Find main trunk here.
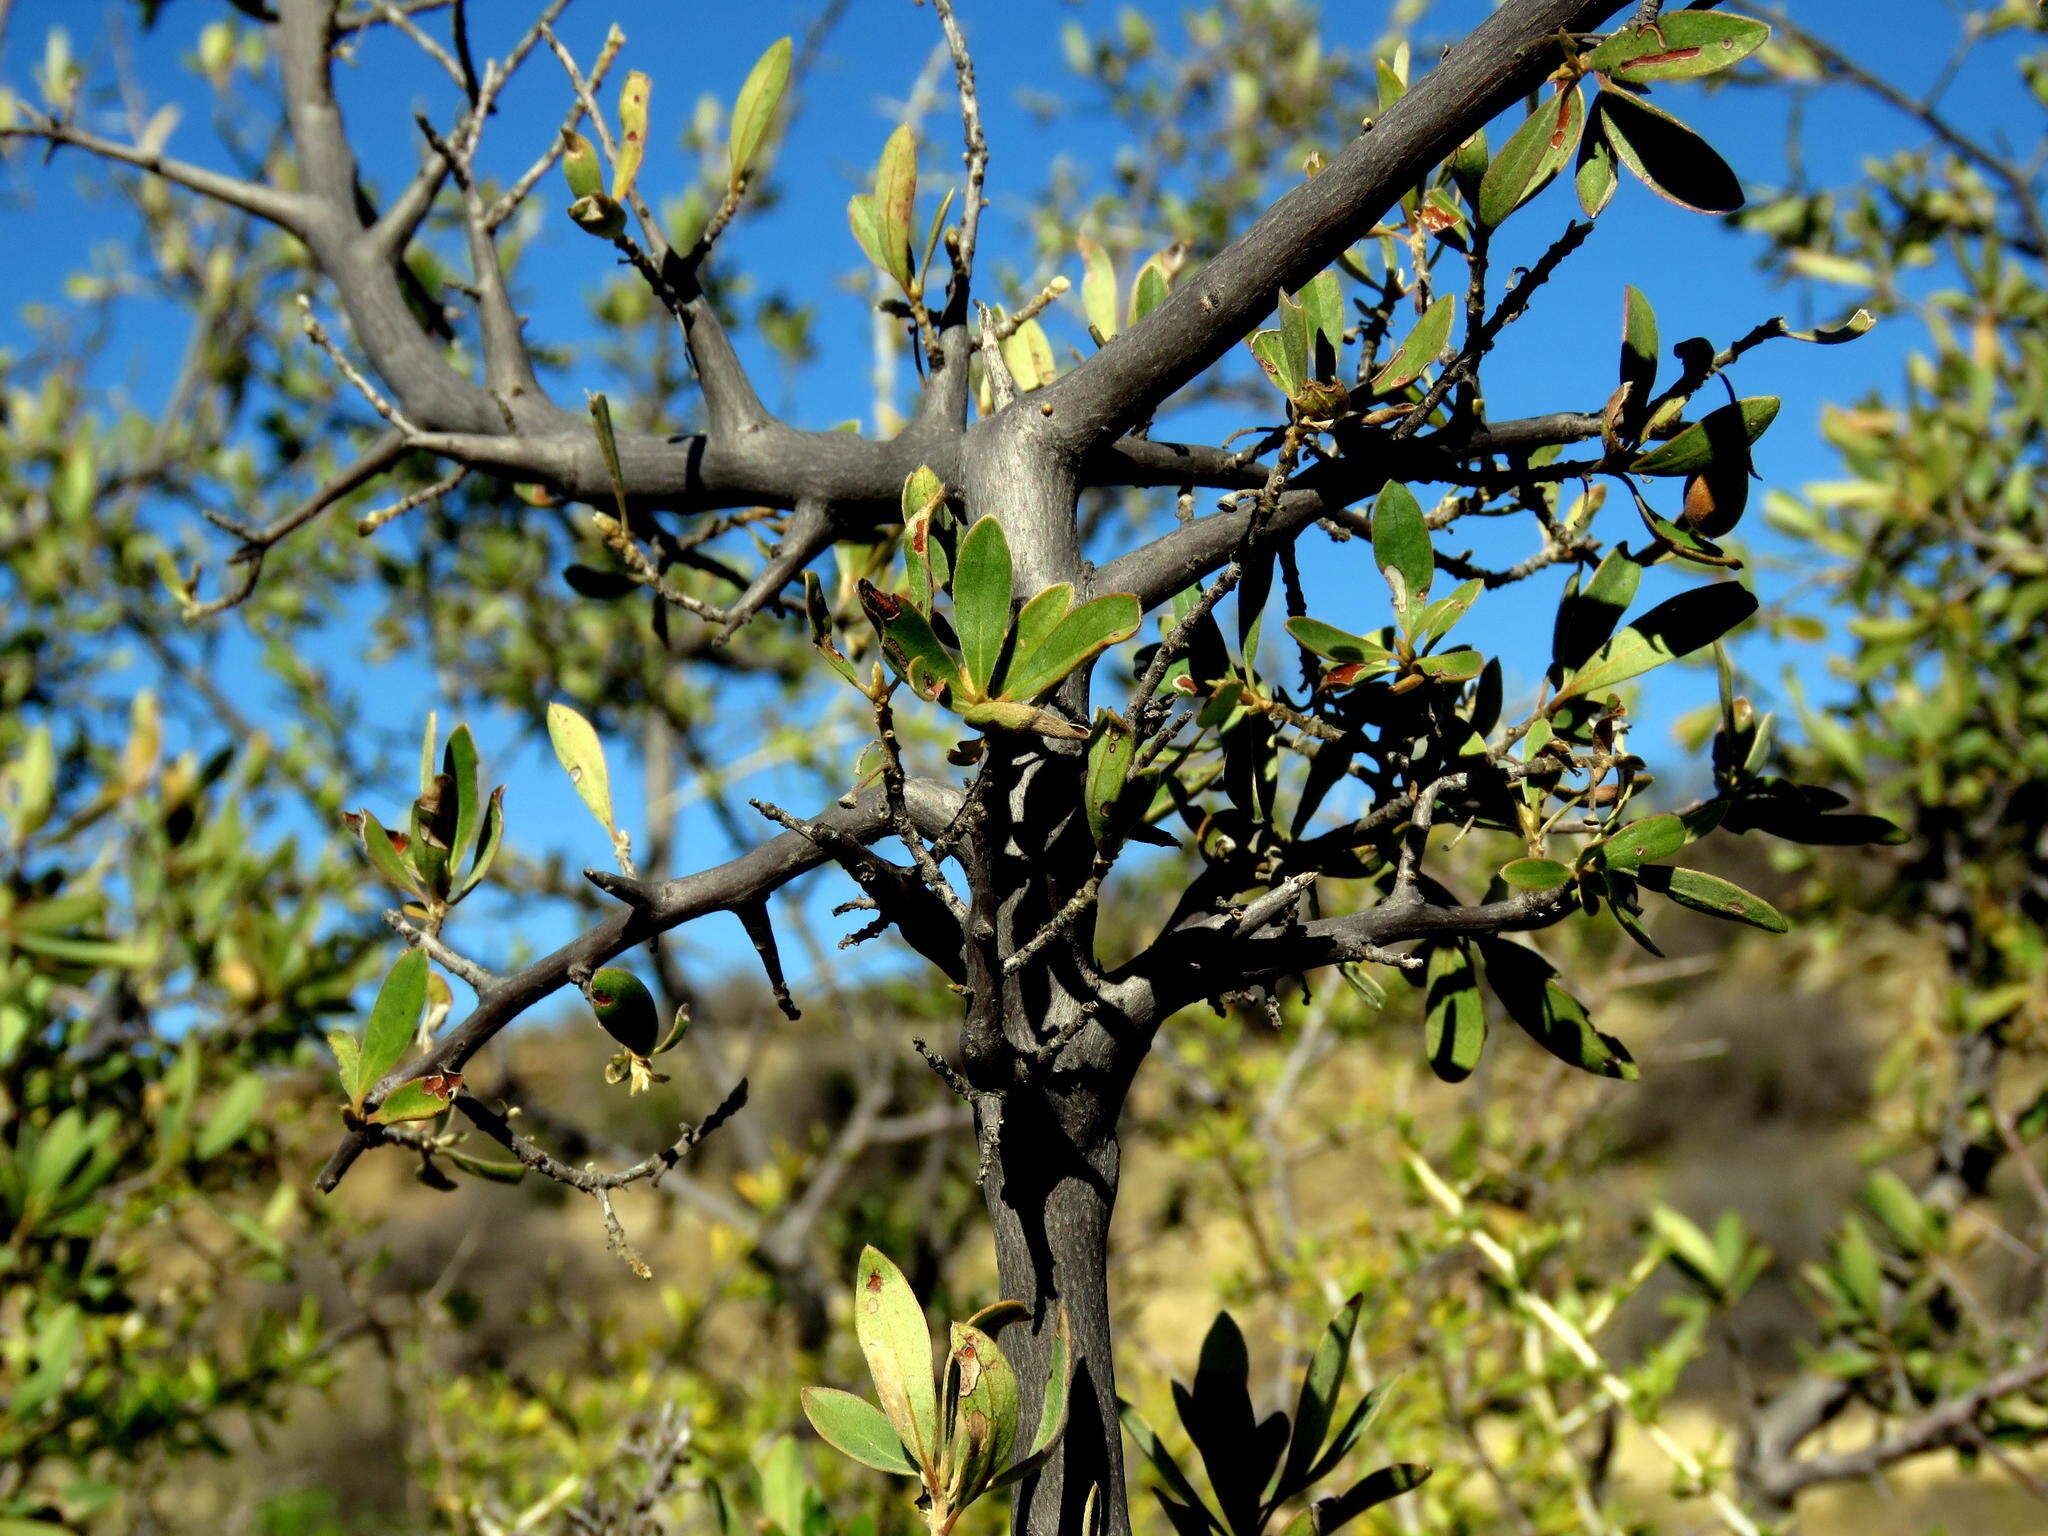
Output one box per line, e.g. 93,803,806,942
957,411,1134,1536
979,1092,1127,1536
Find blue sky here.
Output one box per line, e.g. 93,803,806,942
2,0,2030,1007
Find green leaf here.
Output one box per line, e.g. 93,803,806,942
988,1310,1073,1492
1576,129,1617,217
1415,578,1481,648
359,949,429,1097
1620,285,1658,435
560,128,604,201
800,1387,919,1476
1630,397,1780,476
1300,1385,1393,1490
1500,857,1573,890
758,1436,811,1536
728,37,792,188
455,785,505,901
193,1073,265,1161
1477,84,1584,227
1129,250,1173,325
1777,309,1875,345
370,1078,455,1125
1600,812,1686,871
901,466,949,613
1277,286,1314,390
447,1150,526,1184
1626,479,1742,567
952,516,1014,697
1375,55,1407,111
874,124,918,289
847,192,895,281
859,581,961,700
442,724,482,871
901,464,944,525
1448,127,1488,194
1371,481,1432,611
1636,864,1788,932
419,717,443,802
546,701,616,836
1554,583,1759,702
1307,1465,1434,1534
1587,11,1770,83
1284,617,1392,666
852,1246,940,1475
947,1320,1022,1500
960,699,1091,740
1480,940,1637,1079
26,1107,96,1211
1085,713,1135,845
1078,236,1118,340
1338,962,1387,1010
1552,547,1643,677
1296,269,1344,378
1862,1169,1933,1254
1023,1307,1071,1460
1277,1293,1364,1500
1422,942,1486,1084
354,807,421,898
1595,86,1743,214
1831,1217,1885,1319
1008,583,1074,670
1411,649,1484,682
13,1304,80,1417
1249,327,1305,401
999,593,1141,701
1651,1204,1728,1290
1369,294,1457,394
563,563,635,600
1001,318,1056,392
328,1031,363,1110
918,189,955,296
1121,1405,1218,1532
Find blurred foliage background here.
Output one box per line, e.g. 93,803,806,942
3,1,2047,1534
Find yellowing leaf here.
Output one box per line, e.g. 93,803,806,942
612,71,651,202
546,701,616,835
1078,237,1118,340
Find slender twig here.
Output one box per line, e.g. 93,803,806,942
358,468,468,536
873,687,968,916
297,295,419,435
1003,862,1109,976
376,1,468,89
386,911,502,993
452,1076,748,1195
1391,218,1596,442
932,0,988,312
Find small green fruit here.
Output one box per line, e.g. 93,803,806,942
587,967,658,1056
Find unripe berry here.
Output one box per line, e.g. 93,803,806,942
586,967,659,1057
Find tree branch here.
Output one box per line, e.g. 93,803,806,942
1119,886,1570,1025
1747,1353,2048,1506
314,779,961,1193
1029,0,1629,455
451,1075,749,1194
0,115,309,229
1087,411,1607,608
